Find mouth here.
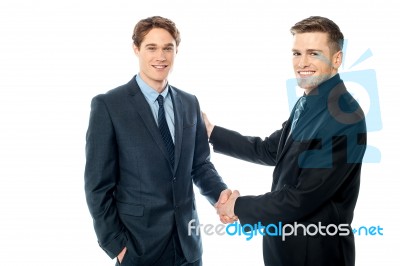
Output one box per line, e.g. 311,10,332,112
152,65,168,69
297,70,316,77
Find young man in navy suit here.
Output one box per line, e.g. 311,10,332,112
84,16,232,266
206,16,367,266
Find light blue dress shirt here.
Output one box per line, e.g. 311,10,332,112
136,74,175,143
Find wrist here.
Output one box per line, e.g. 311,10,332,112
207,124,215,139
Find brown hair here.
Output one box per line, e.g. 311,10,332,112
132,16,181,48
290,16,344,53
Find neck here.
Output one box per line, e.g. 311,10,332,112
139,73,168,93
153,83,168,93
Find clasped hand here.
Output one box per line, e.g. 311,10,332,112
215,189,240,224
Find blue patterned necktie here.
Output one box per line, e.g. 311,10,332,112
291,96,307,132
157,95,175,166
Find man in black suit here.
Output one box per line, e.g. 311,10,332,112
84,16,232,265
206,16,367,265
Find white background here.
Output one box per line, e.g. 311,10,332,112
1,0,399,265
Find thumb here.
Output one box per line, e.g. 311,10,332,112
232,190,240,198
215,189,232,207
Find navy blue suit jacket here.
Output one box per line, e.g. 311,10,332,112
210,74,367,266
84,76,227,264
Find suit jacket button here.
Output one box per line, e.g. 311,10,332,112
172,177,177,183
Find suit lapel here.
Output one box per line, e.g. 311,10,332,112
277,121,292,162
170,87,182,174
126,77,174,172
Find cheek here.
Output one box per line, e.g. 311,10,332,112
292,58,299,67
315,55,334,69
169,53,176,61
317,62,333,74
141,54,153,64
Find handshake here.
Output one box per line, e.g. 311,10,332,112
215,189,240,224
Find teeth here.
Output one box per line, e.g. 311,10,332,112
154,65,166,69
299,71,314,75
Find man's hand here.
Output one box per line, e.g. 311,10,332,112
215,189,240,224
117,247,127,264
201,112,215,138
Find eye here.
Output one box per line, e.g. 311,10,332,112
293,52,301,56
164,47,174,51
147,47,156,51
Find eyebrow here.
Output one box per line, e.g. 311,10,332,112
292,49,324,53
144,43,175,48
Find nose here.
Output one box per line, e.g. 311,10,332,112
156,49,166,61
298,55,309,68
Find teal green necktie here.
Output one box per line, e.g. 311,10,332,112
291,96,307,132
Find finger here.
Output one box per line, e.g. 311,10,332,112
220,216,228,224
216,206,226,217
222,215,235,224
219,189,232,204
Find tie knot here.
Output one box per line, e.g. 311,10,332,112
157,95,164,107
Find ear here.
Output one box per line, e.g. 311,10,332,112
332,50,342,69
133,44,139,56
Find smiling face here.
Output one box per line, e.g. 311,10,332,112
292,32,342,94
134,28,177,92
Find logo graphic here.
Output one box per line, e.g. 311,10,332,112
352,225,383,236
188,220,384,241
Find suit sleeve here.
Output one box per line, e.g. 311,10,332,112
191,98,228,205
209,124,286,166
234,124,367,225
84,95,126,259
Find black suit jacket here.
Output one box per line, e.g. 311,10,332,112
210,74,366,266
84,76,227,264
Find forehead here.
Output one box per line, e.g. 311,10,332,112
141,28,176,46
292,32,329,50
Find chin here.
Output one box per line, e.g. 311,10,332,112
297,75,328,90
297,78,314,89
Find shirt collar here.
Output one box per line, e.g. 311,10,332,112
136,74,170,103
